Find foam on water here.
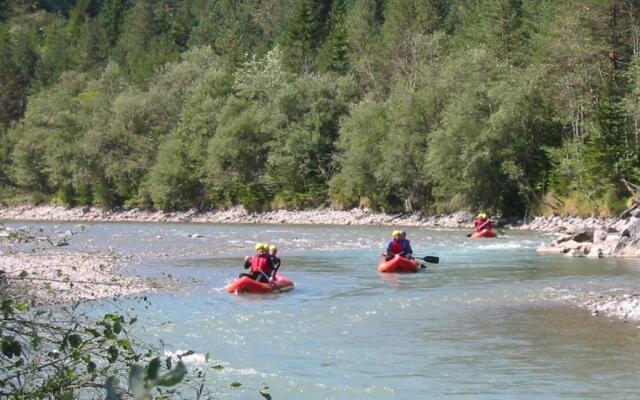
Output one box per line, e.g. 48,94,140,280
478,242,523,250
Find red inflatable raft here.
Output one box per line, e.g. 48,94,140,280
226,274,295,294
378,254,420,273
471,229,497,238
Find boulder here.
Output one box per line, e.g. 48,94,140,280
593,229,608,244
619,216,640,237
572,230,594,243
537,244,568,254
618,239,640,257
561,240,584,250
564,248,583,257
586,246,603,258
553,229,594,245
554,234,574,244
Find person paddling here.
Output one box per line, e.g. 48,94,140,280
382,230,413,261
241,242,275,282
267,244,281,279
401,230,412,250
474,213,493,232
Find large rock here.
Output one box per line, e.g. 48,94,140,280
593,229,608,244
586,246,603,258
617,239,640,257
572,230,594,242
554,230,593,244
564,248,583,257
620,217,640,239
537,244,570,255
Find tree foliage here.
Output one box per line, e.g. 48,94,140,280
1,0,640,216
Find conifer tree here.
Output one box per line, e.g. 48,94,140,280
280,0,332,74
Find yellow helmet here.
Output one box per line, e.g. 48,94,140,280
477,213,487,219
269,244,278,251
392,230,402,236
255,242,265,251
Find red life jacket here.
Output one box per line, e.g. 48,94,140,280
389,239,403,254
475,219,492,230
250,254,273,275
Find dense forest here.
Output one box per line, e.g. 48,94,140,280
0,0,639,217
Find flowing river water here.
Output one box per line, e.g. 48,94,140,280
7,221,640,399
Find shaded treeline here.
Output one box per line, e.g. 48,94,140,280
1,0,639,216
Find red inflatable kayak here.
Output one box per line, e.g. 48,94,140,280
226,274,295,294
471,229,497,238
378,255,420,273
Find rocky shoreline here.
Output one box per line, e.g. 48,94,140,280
0,204,476,227
519,211,640,258
2,204,640,323
0,223,160,305
519,212,640,323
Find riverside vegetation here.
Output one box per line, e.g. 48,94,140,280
0,1,639,217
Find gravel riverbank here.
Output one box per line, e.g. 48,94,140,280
0,204,474,227
1,250,148,304
0,222,158,305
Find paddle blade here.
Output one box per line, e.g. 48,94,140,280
422,256,439,264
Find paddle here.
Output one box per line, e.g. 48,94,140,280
466,219,493,237
414,255,439,268
258,270,282,292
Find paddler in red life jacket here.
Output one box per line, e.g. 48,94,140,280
241,242,275,282
268,244,281,277
474,213,493,231
384,230,413,261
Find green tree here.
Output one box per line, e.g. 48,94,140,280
97,0,127,48
250,0,290,43
381,0,445,87
265,74,357,207
9,71,91,202
87,48,214,207
0,17,38,126
330,99,389,208
148,61,234,211
426,49,509,212
280,0,332,74
33,18,74,88
344,0,384,94
451,0,528,62
205,97,269,210
189,0,262,69
115,0,179,86
318,7,350,74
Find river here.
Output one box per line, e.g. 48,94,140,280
6,221,640,399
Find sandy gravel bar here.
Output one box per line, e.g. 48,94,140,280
1,250,149,304
582,292,640,322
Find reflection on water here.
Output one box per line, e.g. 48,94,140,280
6,221,640,399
